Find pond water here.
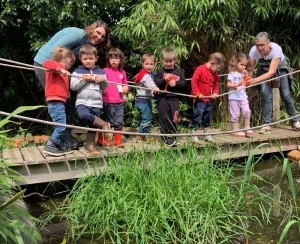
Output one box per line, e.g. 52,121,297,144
25,155,300,244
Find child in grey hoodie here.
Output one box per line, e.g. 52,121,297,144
134,53,160,143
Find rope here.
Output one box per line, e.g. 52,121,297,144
1,57,297,99
1,110,300,137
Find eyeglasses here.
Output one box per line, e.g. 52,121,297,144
255,43,267,48
95,30,106,41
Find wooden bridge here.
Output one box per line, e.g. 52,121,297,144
1,126,299,185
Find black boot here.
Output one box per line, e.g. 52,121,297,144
58,138,73,154
63,129,83,149
43,139,65,156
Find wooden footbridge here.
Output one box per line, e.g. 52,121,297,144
2,126,299,185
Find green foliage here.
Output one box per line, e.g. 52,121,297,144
53,145,273,243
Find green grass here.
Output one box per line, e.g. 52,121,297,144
55,144,275,243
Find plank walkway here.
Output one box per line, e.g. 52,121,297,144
1,126,299,185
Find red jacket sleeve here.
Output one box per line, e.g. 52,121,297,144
42,60,63,72
191,66,201,95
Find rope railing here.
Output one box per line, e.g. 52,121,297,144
1,110,300,137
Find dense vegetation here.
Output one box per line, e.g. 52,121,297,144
1,0,300,132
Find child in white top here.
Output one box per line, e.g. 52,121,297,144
227,53,253,137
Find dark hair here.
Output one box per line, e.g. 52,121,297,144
84,20,111,49
79,44,98,57
106,48,125,70
52,46,75,65
228,53,247,73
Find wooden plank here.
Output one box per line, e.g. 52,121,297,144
79,147,108,159
2,148,24,165
21,147,46,165
65,149,86,161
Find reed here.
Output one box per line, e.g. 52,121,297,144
57,143,274,243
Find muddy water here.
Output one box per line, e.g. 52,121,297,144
25,156,300,244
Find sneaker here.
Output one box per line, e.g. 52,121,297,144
245,129,254,136
62,130,83,149
43,139,65,156
166,137,177,147
189,129,201,145
259,125,271,134
292,121,300,131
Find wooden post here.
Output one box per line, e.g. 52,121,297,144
273,88,280,121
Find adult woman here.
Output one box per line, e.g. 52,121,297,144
34,20,110,149
247,31,300,133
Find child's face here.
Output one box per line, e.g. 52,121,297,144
236,58,248,73
142,58,155,73
162,58,175,69
80,54,98,69
109,57,121,69
210,61,224,74
61,58,73,70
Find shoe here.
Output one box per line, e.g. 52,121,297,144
243,118,253,136
43,139,65,156
189,129,201,145
145,136,157,143
114,129,124,148
136,135,145,143
292,121,300,131
165,137,177,147
97,131,114,147
259,125,271,134
63,130,83,149
204,127,216,143
231,122,246,137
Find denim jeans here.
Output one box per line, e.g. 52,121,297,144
48,101,66,142
136,98,152,133
260,69,297,125
190,100,212,129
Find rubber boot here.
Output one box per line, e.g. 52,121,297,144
244,118,253,136
204,127,215,143
85,132,100,155
114,129,124,148
231,122,246,137
93,116,114,147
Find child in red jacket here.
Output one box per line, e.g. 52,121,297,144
42,46,75,156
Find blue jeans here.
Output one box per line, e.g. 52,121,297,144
48,101,66,143
260,70,297,124
190,100,212,129
136,98,152,133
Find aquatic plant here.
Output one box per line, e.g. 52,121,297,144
59,143,274,243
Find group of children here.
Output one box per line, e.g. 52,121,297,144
42,44,253,156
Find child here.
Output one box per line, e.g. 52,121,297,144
100,48,129,148
42,46,76,156
190,52,226,144
227,53,253,137
154,48,186,147
70,44,112,155
134,53,160,143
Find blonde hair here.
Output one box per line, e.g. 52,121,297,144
84,20,110,49
142,53,155,64
162,48,176,60
52,46,75,65
106,48,125,70
79,44,98,57
228,53,247,73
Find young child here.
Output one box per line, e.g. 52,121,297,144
190,52,226,144
42,46,76,156
70,44,112,155
100,48,129,148
154,48,186,147
134,53,160,143
227,53,253,137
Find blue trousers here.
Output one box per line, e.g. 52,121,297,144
76,105,101,128
136,98,152,133
190,100,212,129
48,101,66,143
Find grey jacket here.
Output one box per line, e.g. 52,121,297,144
136,73,157,99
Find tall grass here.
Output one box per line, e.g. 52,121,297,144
57,144,274,243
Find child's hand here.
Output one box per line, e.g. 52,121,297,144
168,80,176,87
60,68,70,76
122,85,129,94
95,75,103,83
242,70,248,76
153,86,160,93
211,93,218,99
165,73,172,81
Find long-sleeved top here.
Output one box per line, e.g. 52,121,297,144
70,65,108,108
154,67,186,99
191,64,219,102
43,60,69,103
135,69,157,99
34,27,89,65
102,67,128,103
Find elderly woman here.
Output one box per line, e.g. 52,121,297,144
247,31,300,133
34,20,111,149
